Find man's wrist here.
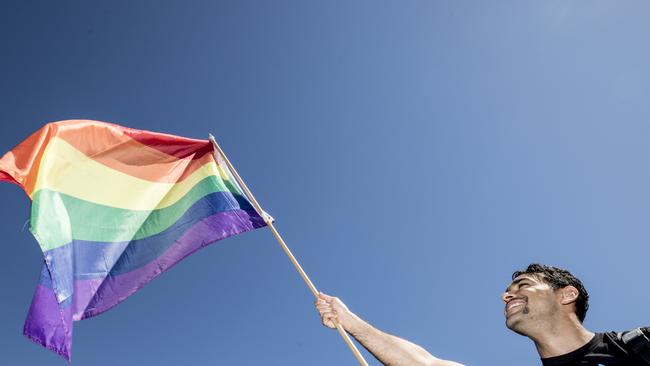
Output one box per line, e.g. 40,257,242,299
343,312,366,335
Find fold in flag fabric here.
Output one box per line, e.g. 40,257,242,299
0,120,266,360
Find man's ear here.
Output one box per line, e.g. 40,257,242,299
559,286,579,305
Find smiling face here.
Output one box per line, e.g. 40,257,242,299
502,274,564,336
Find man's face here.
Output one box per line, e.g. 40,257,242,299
501,274,562,335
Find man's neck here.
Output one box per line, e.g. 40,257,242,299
530,320,595,359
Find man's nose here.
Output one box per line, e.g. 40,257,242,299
502,291,514,303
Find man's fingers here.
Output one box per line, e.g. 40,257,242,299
316,299,328,307
322,313,337,327
318,292,334,303
316,292,340,329
318,309,335,318
316,303,331,311
316,299,333,311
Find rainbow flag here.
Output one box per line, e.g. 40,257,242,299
0,120,266,360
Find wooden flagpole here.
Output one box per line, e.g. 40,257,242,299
209,134,368,366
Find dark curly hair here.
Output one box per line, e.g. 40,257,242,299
512,263,589,322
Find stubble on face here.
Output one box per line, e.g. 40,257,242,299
505,295,529,334
503,274,564,338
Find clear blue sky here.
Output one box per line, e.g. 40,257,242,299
1,1,649,365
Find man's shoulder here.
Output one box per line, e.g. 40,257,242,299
603,326,650,344
601,327,650,365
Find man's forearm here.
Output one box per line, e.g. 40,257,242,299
344,313,462,366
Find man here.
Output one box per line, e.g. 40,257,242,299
315,263,649,365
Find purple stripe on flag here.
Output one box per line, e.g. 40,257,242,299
73,209,264,319
23,283,74,360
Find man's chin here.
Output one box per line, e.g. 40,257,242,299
505,314,527,335
506,312,522,332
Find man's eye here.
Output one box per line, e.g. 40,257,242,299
519,283,529,288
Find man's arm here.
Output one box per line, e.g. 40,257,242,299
315,293,464,366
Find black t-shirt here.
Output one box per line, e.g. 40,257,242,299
541,332,648,366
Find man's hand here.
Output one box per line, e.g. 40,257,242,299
315,292,357,331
